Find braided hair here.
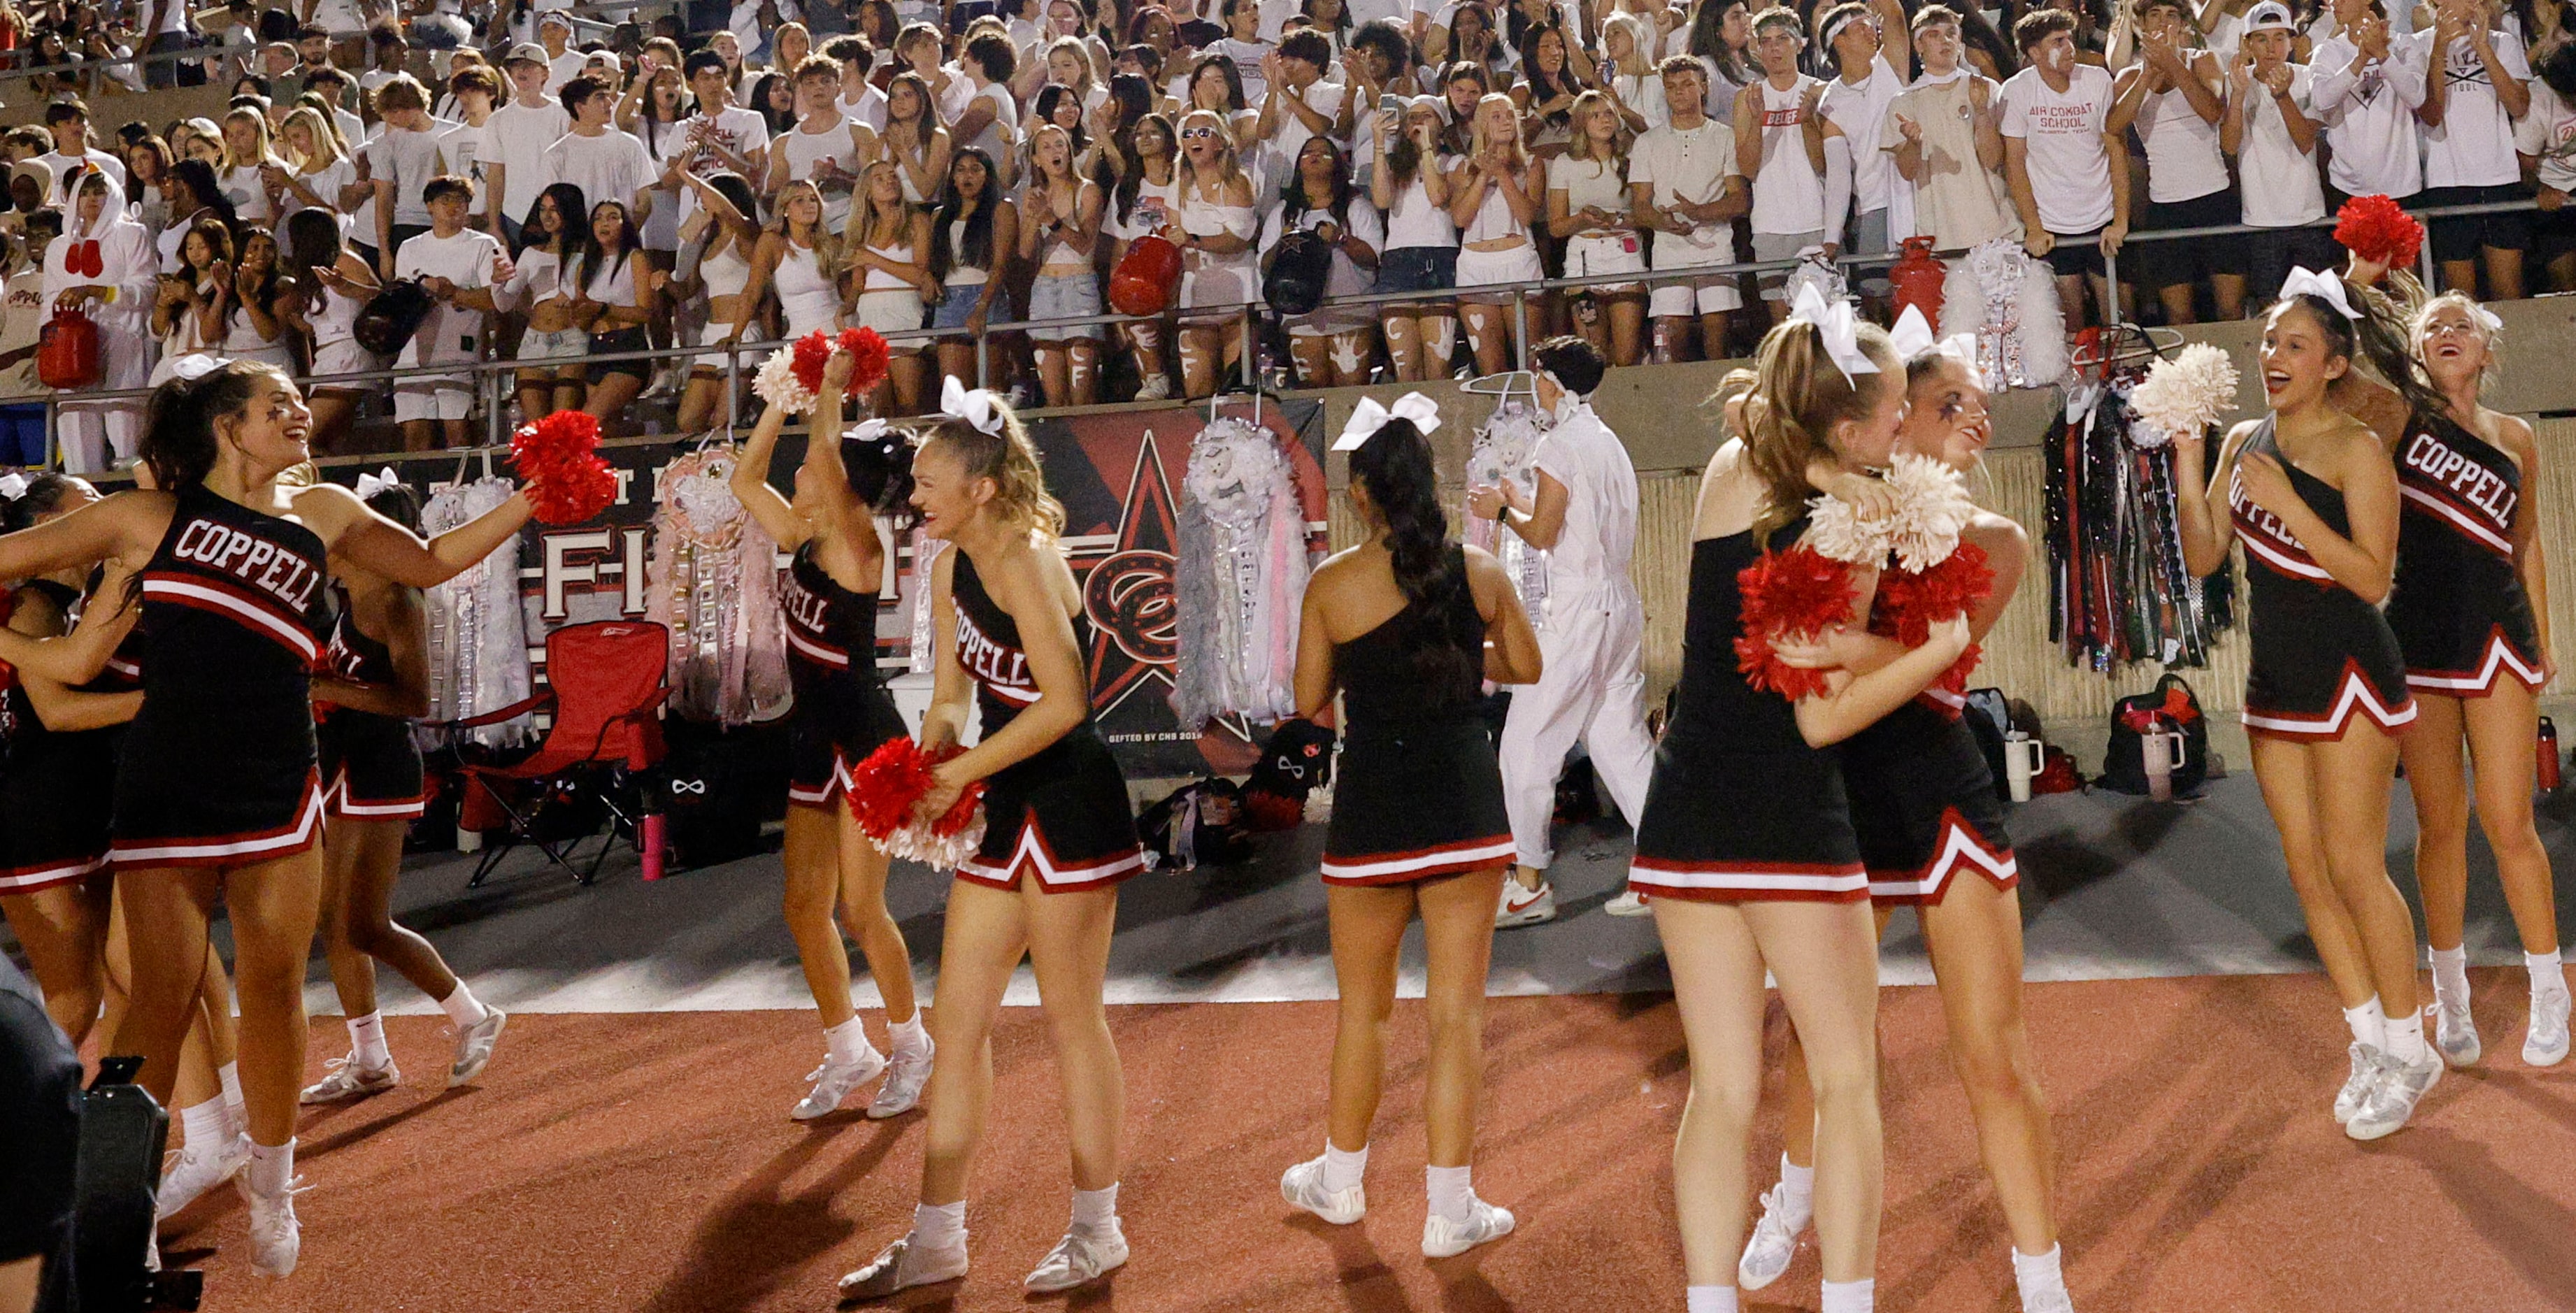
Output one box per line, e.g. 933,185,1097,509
1345,417,1482,699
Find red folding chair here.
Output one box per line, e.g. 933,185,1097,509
447,619,670,887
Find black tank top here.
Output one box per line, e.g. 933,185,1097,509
2228,417,2352,594
1332,546,1482,733
138,484,333,705
781,540,882,700
322,584,398,687
951,547,1094,738
2387,413,2538,644
2,575,143,775
1666,521,1811,754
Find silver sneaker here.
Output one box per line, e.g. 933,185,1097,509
300,1053,401,1104
2526,988,2571,1067
867,1038,934,1119
1279,1154,1366,1225
793,1049,888,1120
157,1131,250,1219
448,1009,508,1087
243,1175,307,1277
1024,1224,1128,1293
1422,1195,1514,1258
2430,999,2481,1068
1495,881,1556,928
2333,1043,2386,1125
838,1234,968,1300
1737,1182,1808,1290
1604,889,1652,917
2346,1051,2442,1141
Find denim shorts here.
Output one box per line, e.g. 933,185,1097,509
931,278,987,333
517,326,589,363
1027,271,1102,343
1374,246,1457,295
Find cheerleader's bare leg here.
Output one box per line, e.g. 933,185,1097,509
834,807,930,1116
1,878,110,1041
2247,736,2377,1007
781,801,887,1118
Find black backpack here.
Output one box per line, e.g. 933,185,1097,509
2099,673,2210,796
1140,777,1253,871
353,278,436,357
1241,717,1335,831
1961,687,2013,805
1262,229,1333,317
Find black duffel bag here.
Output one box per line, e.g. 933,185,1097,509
352,278,436,358
2098,673,2209,797
1262,229,1333,317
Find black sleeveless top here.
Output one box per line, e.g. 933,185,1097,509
1331,546,1482,734
781,540,882,700
130,483,333,764
952,547,1094,740
1666,520,1812,754
2387,412,2544,680
1,577,138,765
322,584,397,688
2227,417,2413,727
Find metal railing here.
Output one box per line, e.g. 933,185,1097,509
2100,199,2536,320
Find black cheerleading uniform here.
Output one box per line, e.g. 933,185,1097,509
2230,417,2417,740
1843,695,2017,907
112,485,333,867
2386,415,2546,697
316,584,427,819
0,579,138,895
1318,547,1512,887
949,550,1144,892
780,540,910,806
1627,522,1868,903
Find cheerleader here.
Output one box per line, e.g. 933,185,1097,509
2172,269,2438,1140
727,348,932,1122
2387,293,2568,1069
300,476,508,1104
0,359,537,1275
840,382,1142,1301
1627,297,1972,1313
1739,319,2073,1313
1276,394,1541,1258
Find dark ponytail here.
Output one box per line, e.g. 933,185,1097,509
141,359,289,494
1,472,86,532
364,482,422,534
2273,275,2446,424
843,425,920,524
1345,418,1481,698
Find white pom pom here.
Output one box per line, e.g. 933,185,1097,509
1804,489,1892,565
752,345,817,415
2127,343,2240,449
1882,454,1977,573
873,806,987,871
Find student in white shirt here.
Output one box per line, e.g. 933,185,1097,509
766,57,879,231
952,33,1023,188
276,105,356,223
1631,59,1748,362
438,66,501,228
827,35,891,131
2001,8,2126,325
393,175,513,450
37,101,127,201
482,45,573,245
215,106,289,226
2515,38,2576,289
2221,1,2335,301
2310,0,2429,204
1257,28,1347,189
2415,0,2531,299
1813,0,1912,278
1734,8,1848,316
673,49,774,227
2110,0,2245,322
538,13,585,93
1262,134,1383,385
545,76,659,228
1547,92,1645,364
1888,3,2019,254
368,77,453,279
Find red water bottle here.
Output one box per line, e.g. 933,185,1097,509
2539,717,2562,793
640,812,667,881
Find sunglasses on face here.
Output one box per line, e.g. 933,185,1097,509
1180,126,1219,139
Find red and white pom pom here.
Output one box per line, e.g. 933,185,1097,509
842,327,892,393
845,737,989,871
1733,544,1858,701
509,410,615,524
2333,194,2424,271
1870,540,1995,692
752,338,823,415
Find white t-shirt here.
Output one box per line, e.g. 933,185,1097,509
1999,62,2115,234
392,227,505,368
1110,173,1186,241
2514,76,2576,192
1530,403,1638,593
2310,33,2428,198
1885,73,2019,249
677,106,772,224
483,99,573,226
1747,76,1824,235
841,85,889,134
1379,157,1461,249
38,149,125,199
368,120,452,227
542,128,657,217
436,120,490,217
2235,63,2325,227
2414,28,2528,188
0,266,45,399
285,156,356,224
959,82,1017,171
546,50,587,94
1262,79,1347,193
2128,59,2228,203
1816,54,1906,213
1629,117,1738,262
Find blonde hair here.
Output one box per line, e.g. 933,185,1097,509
280,106,345,173
1175,108,1245,196
1567,89,1626,164
219,106,282,174
1043,35,1096,98
851,159,916,250
1605,11,1654,75
925,401,1066,538
1740,315,1899,542
773,178,843,282
2409,290,2501,389
1468,92,1526,173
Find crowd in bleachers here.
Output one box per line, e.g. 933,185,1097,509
1,0,2575,466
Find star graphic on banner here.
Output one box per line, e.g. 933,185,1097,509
1080,429,1180,718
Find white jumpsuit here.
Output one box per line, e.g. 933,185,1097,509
1496,399,1656,870
43,210,157,473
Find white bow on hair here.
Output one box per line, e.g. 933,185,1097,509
939,375,1005,435
1332,392,1442,452
355,466,400,501
1787,282,1881,381
848,417,892,444
0,472,26,501
1887,304,1978,370
2277,267,2360,320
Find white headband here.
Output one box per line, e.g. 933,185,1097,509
938,375,1006,436
2278,266,2360,320
1887,304,1978,371
1333,392,1442,451
355,466,400,501
1787,283,1880,382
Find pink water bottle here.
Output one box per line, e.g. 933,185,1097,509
640,813,667,881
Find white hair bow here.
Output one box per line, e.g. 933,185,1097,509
0,473,25,501
2466,301,2504,333
355,466,400,501
170,353,229,382
2277,267,2360,320
938,375,1005,436
1887,305,1978,370
848,417,892,444
1333,392,1442,452
1787,282,1880,381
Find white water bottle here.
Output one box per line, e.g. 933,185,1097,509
2004,732,2041,803
2144,728,2182,801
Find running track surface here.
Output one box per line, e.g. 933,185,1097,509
161,972,2576,1312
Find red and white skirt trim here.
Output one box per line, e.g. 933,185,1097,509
955,819,1146,894
2242,664,2419,741
1866,810,2018,907
113,775,325,868
324,770,428,819
0,852,108,896
1626,856,1871,903
1321,833,1515,887
2405,626,2548,698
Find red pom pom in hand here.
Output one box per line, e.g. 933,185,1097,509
2333,194,2424,271
1734,545,1858,701
839,327,892,394
789,329,837,398
509,410,615,524
846,737,938,838
1869,540,1995,646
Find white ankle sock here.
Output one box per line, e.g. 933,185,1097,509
217,1060,244,1114
245,1138,295,1196
824,1016,880,1068
2429,946,2470,1007
887,1013,930,1057
2384,1010,2428,1065
1322,1140,1368,1193
2342,997,2387,1049
913,1200,967,1250
2527,948,2568,1001
1070,1183,1118,1233
348,1012,392,1070
1820,1277,1875,1312
436,982,491,1031
2012,1244,2067,1309
1425,1164,1473,1225
1686,1286,1740,1313
1777,1153,1816,1228
179,1097,229,1151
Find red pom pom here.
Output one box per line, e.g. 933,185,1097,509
845,737,938,838
1734,545,1856,701
789,329,836,398
2333,194,2424,271
1868,540,1995,646
839,327,892,394
509,410,615,524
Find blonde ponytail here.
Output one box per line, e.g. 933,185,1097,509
1742,317,1896,544
923,399,1067,540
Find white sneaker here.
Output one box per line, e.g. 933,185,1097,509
794,1049,889,1120
2333,1043,2385,1125
1495,881,1556,928
1135,373,1171,401
1604,889,1652,917
2430,999,2480,1068
1422,1196,1514,1258
837,1233,968,1300
243,1175,306,1277
2019,1278,2077,1313
2526,988,2571,1067
1279,1154,1366,1225
868,1039,935,1119
300,1053,401,1104
448,1009,508,1087
1024,1224,1128,1293
156,1131,250,1219
2346,1051,2442,1141
1737,1182,1808,1290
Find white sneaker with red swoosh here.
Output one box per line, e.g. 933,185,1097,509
1494,881,1556,928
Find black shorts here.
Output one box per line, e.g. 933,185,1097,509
319,710,426,819
2044,229,2107,278
1321,717,1512,886
2246,224,2345,303
588,326,651,383
2534,203,2576,265
2135,187,2248,287
2420,183,2532,262
0,729,119,895
956,725,1144,893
